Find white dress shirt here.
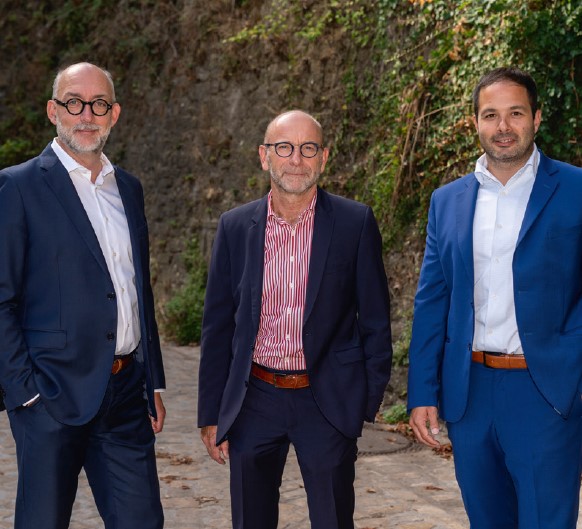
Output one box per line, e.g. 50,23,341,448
51,139,140,355
472,146,539,354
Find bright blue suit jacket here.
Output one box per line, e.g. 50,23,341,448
0,144,165,425
408,151,582,422
198,187,393,441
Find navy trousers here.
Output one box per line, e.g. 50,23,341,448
227,375,358,529
447,362,582,529
8,360,163,529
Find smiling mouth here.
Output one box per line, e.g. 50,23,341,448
74,126,99,133
494,136,515,145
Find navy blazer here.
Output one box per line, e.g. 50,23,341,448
198,187,392,441
408,151,582,422
0,144,165,425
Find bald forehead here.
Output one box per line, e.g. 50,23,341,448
264,111,323,143
53,63,115,100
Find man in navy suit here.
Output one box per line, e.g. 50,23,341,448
408,67,582,528
0,63,166,529
198,110,392,529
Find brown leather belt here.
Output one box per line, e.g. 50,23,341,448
472,351,527,369
251,363,310,389
112,353,134,375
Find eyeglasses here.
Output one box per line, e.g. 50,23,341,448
263,142,322,159
53,98,114,116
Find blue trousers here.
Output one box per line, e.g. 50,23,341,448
447,362,582,529
227,376,358,529
8,360,163,529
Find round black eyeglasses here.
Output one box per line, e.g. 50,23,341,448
263,142,322,158
53,98,113,116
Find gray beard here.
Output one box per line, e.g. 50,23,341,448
56,120,109,155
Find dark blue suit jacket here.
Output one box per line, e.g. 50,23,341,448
0,144,165,425
198,187,392,441
408,151,582,422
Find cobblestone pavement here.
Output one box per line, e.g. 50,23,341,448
1,345,580,528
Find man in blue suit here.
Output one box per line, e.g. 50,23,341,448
198,110,392,529
0,63,166,529
408,67,582,528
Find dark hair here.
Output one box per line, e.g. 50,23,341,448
472,67,538,118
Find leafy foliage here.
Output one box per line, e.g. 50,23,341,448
382,403,409,424
163,239,208,345
351,0,581,246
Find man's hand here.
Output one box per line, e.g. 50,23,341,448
409,406,441,448
201,425,229,465
150,392,166,434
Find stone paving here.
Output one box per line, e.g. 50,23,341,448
1,344,580,528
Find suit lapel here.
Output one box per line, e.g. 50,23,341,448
516,152,558,247
249,196,268,333
456,174,479,282
303,188,333,324
40,146,109,276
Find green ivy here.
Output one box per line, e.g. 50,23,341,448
336,0,581,246
163,238,208,345
382,403,409,424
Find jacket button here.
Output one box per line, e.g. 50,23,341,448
107,332,115,340
107,292,116,300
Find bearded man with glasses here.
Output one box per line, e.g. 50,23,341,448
198,110,393,529
0,62,166,529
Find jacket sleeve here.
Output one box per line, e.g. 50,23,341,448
356,206,393,421
407,192,450,411
136,179,166,392
197,215,236,427
0,172,39,409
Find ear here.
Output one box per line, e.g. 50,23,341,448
472,114,478,131
47,99,58,125
319,147,330,174
258,144,269,171
110,102,121,127
533,108,542,134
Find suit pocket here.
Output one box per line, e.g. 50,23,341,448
547,224,582,240
23,329,67,349
334,345,364,365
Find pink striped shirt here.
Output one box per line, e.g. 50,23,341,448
252,191,316,371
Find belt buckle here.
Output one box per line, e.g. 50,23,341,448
112,358,123,375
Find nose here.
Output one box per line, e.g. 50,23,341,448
497,115,510,132
79,103,95,121
289,146,303,165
